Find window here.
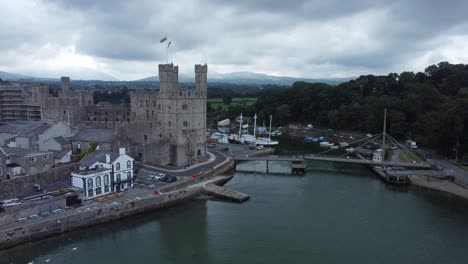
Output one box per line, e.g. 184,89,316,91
87,178,94,197
152,110,154,116
104,174,110,193
127,160,131,169
145,100,149,107
139,100,143,108
158,104,161,110
153,100,156,107
168,121,171,127
43,155,48,159
127,171,131,180
182,104,188,110
183,121,188,127
116,174,121,182
144,135,148,141
116,162,120,171
197,149,201,156
96,187,102,195
96,176,102,187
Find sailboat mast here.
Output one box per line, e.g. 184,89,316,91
269,115,272,141
239,113,243,138
253,113,257,138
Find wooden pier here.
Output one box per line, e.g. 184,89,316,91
203,183,249,203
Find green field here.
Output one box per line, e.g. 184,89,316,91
208,97,256,110
399,150,425,163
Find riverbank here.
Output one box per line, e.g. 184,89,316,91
409,175,468,200
0,159,236,251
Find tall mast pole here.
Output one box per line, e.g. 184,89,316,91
269,115,272,141
253,113,257,138
239,113,243,138
382,108,387,161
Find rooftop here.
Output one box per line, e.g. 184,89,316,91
72,167,111,176
1,147,52,157
0,120,49,135
80,150,119,168
72,128,115,143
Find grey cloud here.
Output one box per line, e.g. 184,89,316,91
0,0,467,80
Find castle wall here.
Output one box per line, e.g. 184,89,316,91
30,63,207,168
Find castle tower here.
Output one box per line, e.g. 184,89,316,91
158,64,178,93
195,64,207,91
61,76,70,94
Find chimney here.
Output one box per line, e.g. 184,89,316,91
105,153,110,164
119,148,126,155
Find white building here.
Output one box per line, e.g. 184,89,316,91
71,148,135,199
373,149,383,162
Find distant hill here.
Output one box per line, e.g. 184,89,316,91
0,71,33,80
0,69,118,82
136,71,352,86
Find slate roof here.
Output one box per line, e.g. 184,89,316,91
1,147,52,157
53,149,71,159
72,129,115,143
54,136,70,145
80,150,119,168
0,120,49,136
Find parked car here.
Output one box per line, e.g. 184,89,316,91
148,184,156,189
159,175,170,182
166,176,177,183
248,143,256,150
17,217,27,223
52,209,65,214
425,153,433,159
256,145,264,150
28,214,39,220
154,173,166,180
208,143,217,148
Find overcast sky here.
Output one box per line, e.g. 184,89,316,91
0,0,467,80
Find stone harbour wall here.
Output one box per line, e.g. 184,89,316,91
0,160,235,250
0,163,79,200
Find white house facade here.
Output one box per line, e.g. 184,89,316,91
71,148,135,199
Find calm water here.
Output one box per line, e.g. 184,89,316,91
2,161,468,264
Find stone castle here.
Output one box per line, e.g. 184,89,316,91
30,64,208,167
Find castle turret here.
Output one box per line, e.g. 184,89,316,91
159,64,178,93
195,64,207,91
61,77,70,94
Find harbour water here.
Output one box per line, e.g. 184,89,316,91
2,161,468,264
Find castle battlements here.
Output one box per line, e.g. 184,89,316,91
195,64,208,73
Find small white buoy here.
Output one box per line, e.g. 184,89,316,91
45,258,51,262
72,247,78,251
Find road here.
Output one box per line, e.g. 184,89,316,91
415,147,468,183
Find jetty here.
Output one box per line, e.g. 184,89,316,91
203,183,249,203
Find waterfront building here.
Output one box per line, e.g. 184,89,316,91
71,148,134,198
0,147,54,180
373,149,383,162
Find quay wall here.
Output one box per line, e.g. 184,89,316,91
0,161,235,250
0,164,78,200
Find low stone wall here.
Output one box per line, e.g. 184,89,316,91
0,163,79,200
160,159,235,193
0,175,232,250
